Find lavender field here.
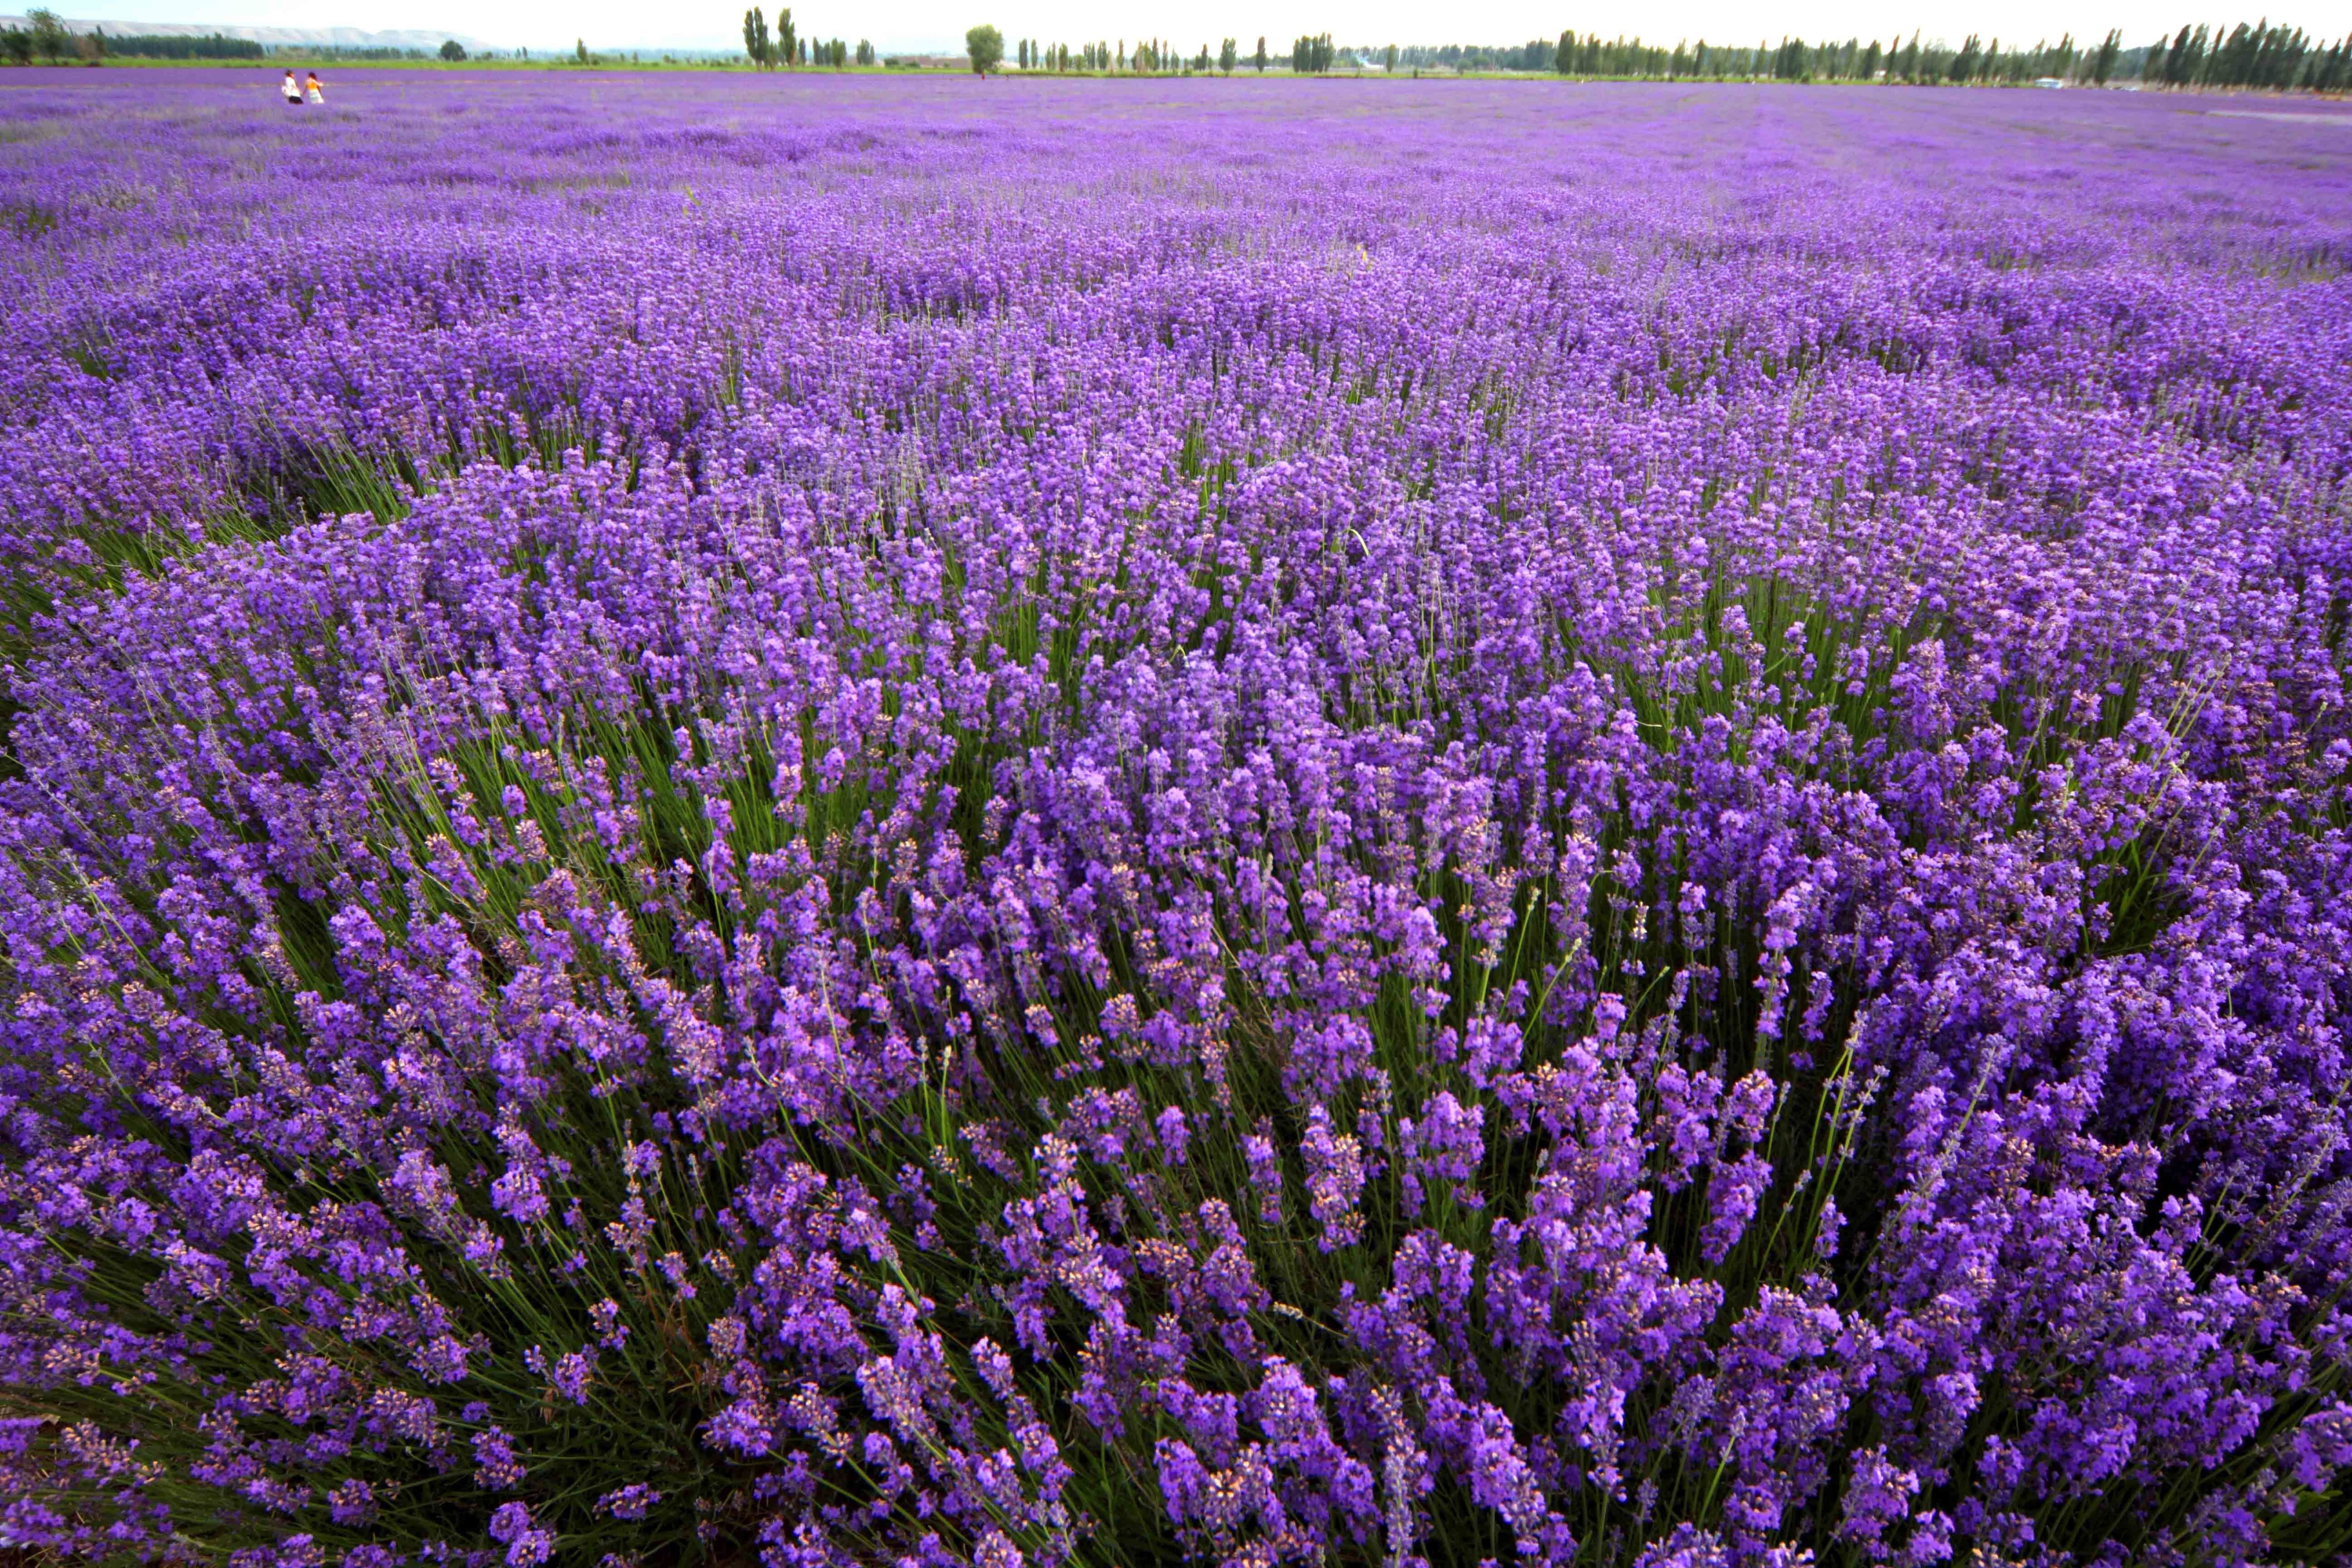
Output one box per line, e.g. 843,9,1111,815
2,65,2351,1567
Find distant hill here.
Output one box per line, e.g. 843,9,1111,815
1,14,492,50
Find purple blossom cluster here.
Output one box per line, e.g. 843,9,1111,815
1,67,2350,1568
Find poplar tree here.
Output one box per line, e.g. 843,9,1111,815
26,7,66,61
2090,28,2120,81
2165,24,2200,84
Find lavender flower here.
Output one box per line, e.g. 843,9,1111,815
0,67,2346,1568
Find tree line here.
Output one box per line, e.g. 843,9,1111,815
0,11,246,64
0,16,691,66
741,8,875,68
1337,24,2346,87
941,15,2348,89
1533,24,2347,88
1522,33,2101,84
985,34,1264,72
2143,20,2336,88
79,30,262,58
0,10,87,63
961,34,1335,72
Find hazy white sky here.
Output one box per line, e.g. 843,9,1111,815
77,0,2344,57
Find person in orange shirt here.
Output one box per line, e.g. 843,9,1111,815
304,71,325,104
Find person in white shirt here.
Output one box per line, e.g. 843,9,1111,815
282,70,304,106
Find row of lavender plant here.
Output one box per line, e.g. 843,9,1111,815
0,70,2348,1568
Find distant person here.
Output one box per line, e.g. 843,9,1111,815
305,71,324,103
282,69,303,107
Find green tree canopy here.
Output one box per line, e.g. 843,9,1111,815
26,8,68,62
966,23,1003,74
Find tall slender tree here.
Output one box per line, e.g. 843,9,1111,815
25,7,66,61
2165,23,2200,84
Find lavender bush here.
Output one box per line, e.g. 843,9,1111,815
1,67,2350,1568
